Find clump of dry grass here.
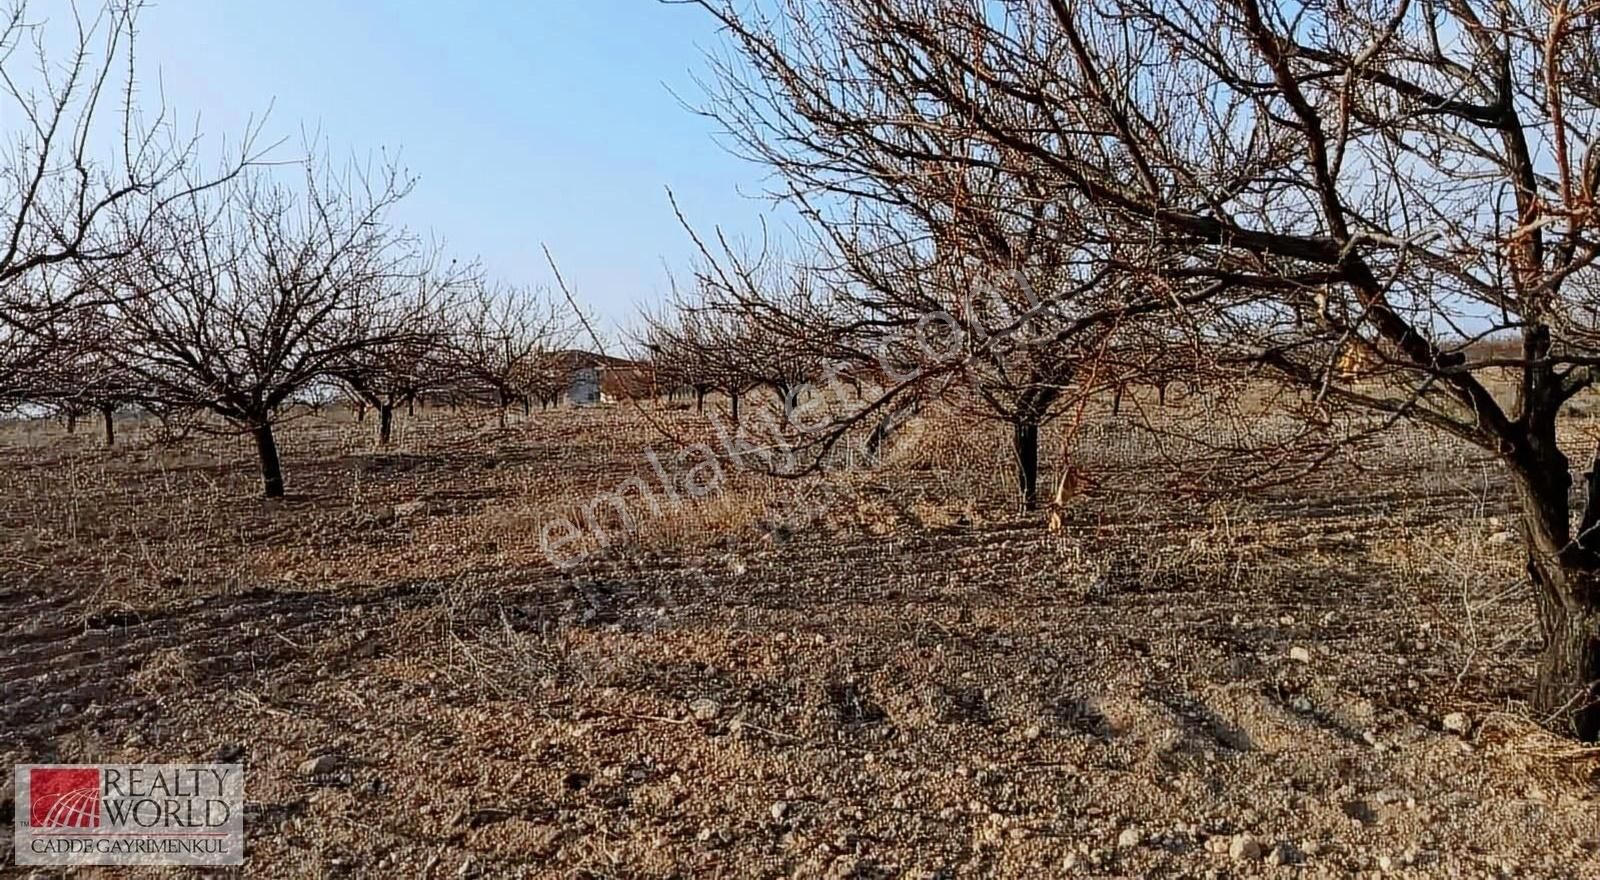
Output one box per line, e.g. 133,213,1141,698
1479,711,1600,791
132,646,196,696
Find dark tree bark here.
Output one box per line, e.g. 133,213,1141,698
522,396,531,417
731,390,741,422
866,399,919,460
1010,388,1059,511
1112,383,1125,416
65,411,78,434
253,422,285,498
1514,439,1600,741
407,396,416,417
377,404,394,446
101,404,115,447
354,402,368,423
1013,419,1040,511
696,386,707,413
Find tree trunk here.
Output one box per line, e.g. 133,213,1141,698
253,422,285,498
731,391,741,422
101,404,115,447
1112,383,1125,416
377,404,394,446
1516,455,1600,741
696,388,706,413
1528,554,1600,741
522,396,531,417
407,396,416,417
65,411,77,434
1013,419,1040,511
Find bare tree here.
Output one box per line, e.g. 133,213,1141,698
634,315,689,406
676,2,1224,509
39,296,141,445
102,155,422,496
330,257,471,446
0,266,62,410
0,0,261,450
0,1,260,351
685,0,1600,739
522,349,578,411
673,252,834,421
450,282,575,427
645,287,764,420
0,266,139,445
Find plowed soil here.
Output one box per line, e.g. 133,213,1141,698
2,404,1596,878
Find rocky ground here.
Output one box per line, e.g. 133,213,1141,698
1,404,1598,878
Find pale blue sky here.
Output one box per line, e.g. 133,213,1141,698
127,1,779,328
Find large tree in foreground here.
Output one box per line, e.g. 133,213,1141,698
105,157,423,496
680,0,1235,509
690,0,1600,739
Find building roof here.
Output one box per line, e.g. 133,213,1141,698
550,349,645,371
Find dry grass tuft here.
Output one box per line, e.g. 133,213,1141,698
132,646,196,695
1480,711,1600,791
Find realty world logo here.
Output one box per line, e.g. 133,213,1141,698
14,764,243,866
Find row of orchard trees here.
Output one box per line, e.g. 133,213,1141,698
673,0,1600,740
645,258,843,423
0,2,576,497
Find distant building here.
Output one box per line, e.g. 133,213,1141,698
549,351,649,406
566,359,601,405
599,361,655,403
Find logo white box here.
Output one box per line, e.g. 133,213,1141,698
14,764,244,866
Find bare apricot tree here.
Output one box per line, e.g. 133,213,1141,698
645,287,766,420
679,3,1230,509
668,247,838,422
450,282,576,427
0,1,259,416
686,0,1600,738
331,258,471,446
35,293,141,444
102,156,422,496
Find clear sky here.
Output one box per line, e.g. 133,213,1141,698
126,1,779,331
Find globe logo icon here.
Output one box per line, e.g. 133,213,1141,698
29,768,101,828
